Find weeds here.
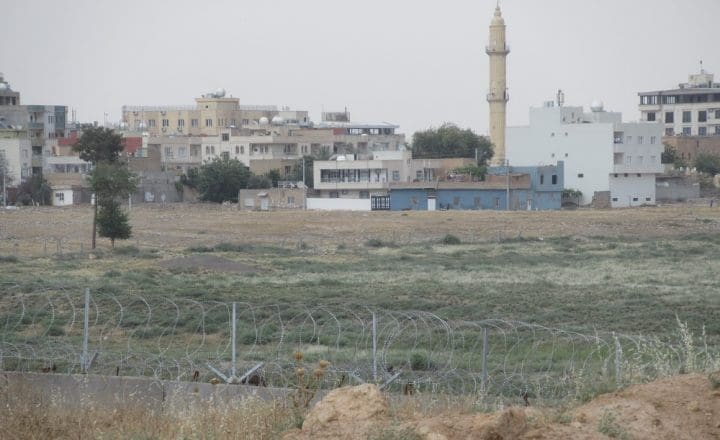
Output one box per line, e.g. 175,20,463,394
0,254,19,263
597,409,631,439
441,234,462,245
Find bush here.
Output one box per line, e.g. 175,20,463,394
0,255,19,263
409,352,434,371
694,153,720,176
441,234,462,245
114,245,140,255
366,239,396,248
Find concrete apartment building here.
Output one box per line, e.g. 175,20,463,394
506,98,663,207
121,89,309,137
0,73,67,182
313,150,474,199
638,68,720,137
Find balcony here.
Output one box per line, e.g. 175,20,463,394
27,122,43,130
486,90,509,102
31,155,43,167
485,44,510,54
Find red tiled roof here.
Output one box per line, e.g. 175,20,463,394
121,137,142,153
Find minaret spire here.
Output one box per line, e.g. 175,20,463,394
486,4,510,165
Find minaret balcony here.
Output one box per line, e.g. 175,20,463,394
485,44,510,55
487,91,510,102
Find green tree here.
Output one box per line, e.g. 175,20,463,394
661,143,687,168
196,157,250,203
17,174,51,206
453,164,488,180
247,174,272,189
694,153,720,176
411,123,494,163
266,169,282,187
88,163,137,248
291,156,315,187
0,154,12,206
96,199,131,248
72,126,124,164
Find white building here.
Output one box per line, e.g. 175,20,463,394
638,68,720,137
506,100,663,207
0,128,32,186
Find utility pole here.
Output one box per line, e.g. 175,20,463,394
302,156,306,186
2,172,6,208
506,159,510,211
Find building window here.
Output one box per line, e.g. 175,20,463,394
715,110,720,119
626,136,632,144
55,192,64,202
699,111,707,123
222,133,230,141
416,170,424,181
551,174,557,185
211,146,215,154
540,174,544,184
392,170,400,181
241,146,245,154
663,96,677,104
682,111,691,123
564,153,568,157
647,112,656,122
645,197,651,202
665,112,674,123
205,119,213,127
178,119,185,127
637,173,642,177
716,126,720,135
651,155,657,164
359,191,370,199
699,127,707,136
148,119,156,127
633,197,639,202
637,156,644,164
164,146,173,159
191,119,199,128
665,128,674,136
612,197,618,202
205,146,210,155
650,136,657,144
577,173,584,178
639,136,645,144
231,119,236,127
624,173,629,177
162,119,169,127
178,147,187,158
329,191,339,198
682,127,691,135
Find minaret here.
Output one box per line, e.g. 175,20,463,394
486,4,510,165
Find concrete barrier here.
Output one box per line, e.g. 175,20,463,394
0,372,293,411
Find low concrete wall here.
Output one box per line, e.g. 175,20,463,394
0,372,292,411
307,198,371,211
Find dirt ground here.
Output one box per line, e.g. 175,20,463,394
286,373,720,440
1,203,719,256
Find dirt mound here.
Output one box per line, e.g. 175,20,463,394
157,255,258,273
286,384,390,439
285,373,720,440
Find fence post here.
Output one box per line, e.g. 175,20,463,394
231,302,237,379
43,239,47,256
82,288,90,373
56,238,61,255
481,327,489,393
614,333,622,386
372,311,377,383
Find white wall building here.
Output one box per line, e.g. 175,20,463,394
638,68,720,137
506,100,663,207
0,128,32,186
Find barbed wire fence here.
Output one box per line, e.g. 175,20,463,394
1,287,718,402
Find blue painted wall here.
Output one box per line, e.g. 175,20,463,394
390,162,564,211
389,189,429,211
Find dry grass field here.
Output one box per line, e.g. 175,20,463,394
1,203,720,255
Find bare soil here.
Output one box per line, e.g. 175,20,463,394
285,373,720,439
157,254,259,273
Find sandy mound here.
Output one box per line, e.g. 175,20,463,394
157,255,257,273
286,384,390,439
285,373,720,440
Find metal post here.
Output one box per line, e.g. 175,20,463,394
505,159,510,211
614,333,622,386
231,302,237,379
82,288,90,373
2,172,6,208
372,312,378,383
481,327,489,392
302,156,306,186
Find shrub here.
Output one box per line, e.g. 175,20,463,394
113,245,139,255
441,234,462,245
597,410,630,439
410,352,434,371
0,255,19,263
366,239,396,248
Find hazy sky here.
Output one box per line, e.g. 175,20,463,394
1,0,717,137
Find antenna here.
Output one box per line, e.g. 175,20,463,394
700,59,704,74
